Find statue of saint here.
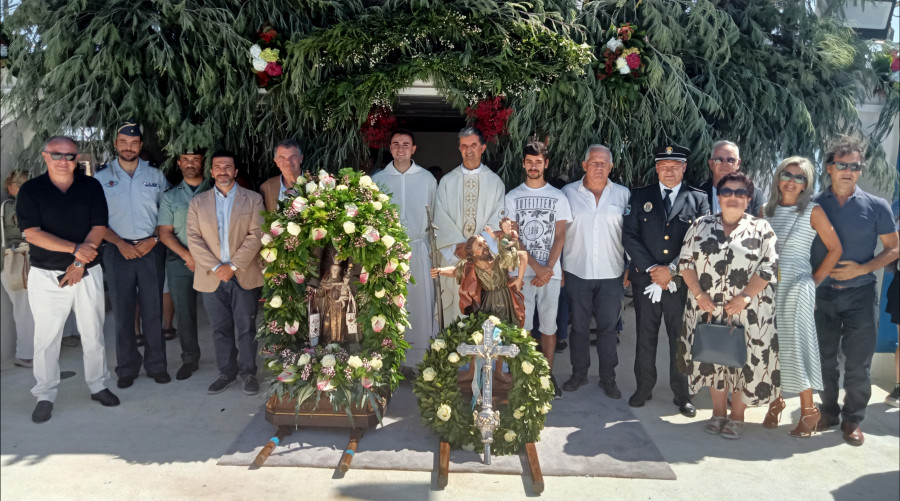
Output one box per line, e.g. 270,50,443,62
483,217,521,272
316,263,354,345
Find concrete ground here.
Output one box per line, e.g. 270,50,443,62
1,297,898,501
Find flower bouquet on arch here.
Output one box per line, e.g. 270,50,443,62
248,24,285,88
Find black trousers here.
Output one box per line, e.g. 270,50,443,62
103,243,167,377
166,252,200,365
631,276,691,403
201,279,260,378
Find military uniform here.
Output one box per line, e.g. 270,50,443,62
622,145,709,412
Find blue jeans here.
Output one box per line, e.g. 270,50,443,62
201,279,261,378
565,272,624,380
815,283,878,424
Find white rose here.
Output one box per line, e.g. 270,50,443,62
432,339,446,351
513,409,524,419
305,182,317,193
521,361,534,374
315,200,325,208
605,37,624,52
268,296,283,308
540,403,551,415
372,201,382,210
378,193,390,202
448,352,460,363
616,56,630,74
540,376,551,390
260,233,273,246
298,353,311,366
422,367,436,381
374,289,385,298
436,404,452,422
381,235,395,248
487,316,501,326
347,356,363,369
370,358,383,370
504,430,517,442
286,222,301,236
251,57,267,72
359,175,373,187
457,321,466,328
399,262,409,273
249,44,262,58
471,332,484,345
343,221,356,234
336,184,348,191
321,354,336,367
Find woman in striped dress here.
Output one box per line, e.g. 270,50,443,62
762,157,842,437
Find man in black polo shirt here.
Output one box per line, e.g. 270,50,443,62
17,135,120,423
812,136,899,446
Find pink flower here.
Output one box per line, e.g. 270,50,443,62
362,226,380,243
393,295,406,309
276,370,295,382
270,220,284,236
291,196,307,212
371,315,387,333
361,377,374,389
265,62,283,76
284,320,299,335
317,377,335,392
626,52,641,69
359,267,369,284
291,271,305,284
384,258,398,274
344,203,359,217
310,227,327,241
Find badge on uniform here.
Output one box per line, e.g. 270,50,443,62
643,202,653,212
143,182,159,188
106,180,118,187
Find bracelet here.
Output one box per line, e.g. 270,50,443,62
694,292,703,300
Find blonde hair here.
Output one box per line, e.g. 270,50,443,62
4,169,30,190
763,156,815,218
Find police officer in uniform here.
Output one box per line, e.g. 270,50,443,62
95,121,171,388
622,144,709,417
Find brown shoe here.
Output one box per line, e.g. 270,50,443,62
840,422,864,446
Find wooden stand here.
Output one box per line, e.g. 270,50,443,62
253,394,387,470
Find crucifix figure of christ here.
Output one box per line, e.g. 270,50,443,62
456,317,520,465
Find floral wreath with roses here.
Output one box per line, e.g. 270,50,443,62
413,312,554,455
258,168,412,416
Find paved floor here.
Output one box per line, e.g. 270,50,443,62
1,298,898,501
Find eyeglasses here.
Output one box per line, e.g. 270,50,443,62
778,171,808,184
44,151,77,161
711,157,738,165
719,187,750,199
832,161,863,171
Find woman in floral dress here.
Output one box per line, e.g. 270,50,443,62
678,172,779,440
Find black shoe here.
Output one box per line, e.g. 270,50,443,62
550,375,563,400
91,389,121,407
885,384,900,408
815,406,841,431
562,374,588,392
599,379,622,399
32,400,53,423
628,392,653,407
675,399,696,418
208,375,237,394
242,374,260,395
176,363,199,381
555,340,568,353
117,376,136,389
148,372,171,384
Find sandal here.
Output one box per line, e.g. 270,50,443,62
763,396,786,429
789,406,821,438
721,419,745,440
163,328,177,341
704,415,728,435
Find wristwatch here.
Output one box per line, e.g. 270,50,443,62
668,262,678,275
73,260,83,268
740,292,751,304
229,264,238,272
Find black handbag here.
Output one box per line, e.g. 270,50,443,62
691,243,748,369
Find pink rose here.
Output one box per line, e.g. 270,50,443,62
359,267,369,284
265,62,283,76
291,271,305,284
384,258,398,274
270,221,284,236
310,227,327,241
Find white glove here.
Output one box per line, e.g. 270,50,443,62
667,280,678,293
643,283,663,303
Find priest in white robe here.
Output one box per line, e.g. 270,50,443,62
372,129,438,368
432,127,506,326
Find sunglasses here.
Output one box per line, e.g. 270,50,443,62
718,187,750,199
44,151,77,161
832,161,863,171
711,157,738,165
779,171,808,184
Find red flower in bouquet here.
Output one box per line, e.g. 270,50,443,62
626,52,641,70
265,62,283,76
259,27,278,44
360,107,398,149
465,96,513,143
257,72,270,87
617,23,635,41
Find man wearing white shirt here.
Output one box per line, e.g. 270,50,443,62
372,129,437,368
505,141,570,399
432,127,505,326
560,145,630,397
622,144,708,417
260,139,304,212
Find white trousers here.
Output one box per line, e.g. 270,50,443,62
1,271,34,359
28,266,110,402
403,239,437,366
522,278,561,335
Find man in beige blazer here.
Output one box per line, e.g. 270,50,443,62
186,150,264,396
260,139,304,211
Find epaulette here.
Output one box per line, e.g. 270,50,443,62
95,163,109,172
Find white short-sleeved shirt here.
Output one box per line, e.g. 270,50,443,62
504,183,571,279
562,177,630,280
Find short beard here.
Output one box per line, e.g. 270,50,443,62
475,248,493,262
118,151,139,162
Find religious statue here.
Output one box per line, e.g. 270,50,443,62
431,235,528,328
309,248,358,346
483,217,521,272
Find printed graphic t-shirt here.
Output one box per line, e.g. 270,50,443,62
504,183,572,279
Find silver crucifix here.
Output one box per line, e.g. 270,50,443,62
456,318,520,464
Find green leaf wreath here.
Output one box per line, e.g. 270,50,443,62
258,168,412,415
414,312,554,455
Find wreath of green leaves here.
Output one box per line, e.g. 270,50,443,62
413,312,554,455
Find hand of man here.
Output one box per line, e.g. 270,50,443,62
533,262,553,284
215,265,235,283
59,263,86,287
530,276,550,287
724,296,748,316
649,265,672,287
182,252,196,273
134,237,157,257
73,242,98,263
117,241,142,260
829,260,865,281
696,293,716,313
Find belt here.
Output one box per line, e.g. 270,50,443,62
125,236,155,245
